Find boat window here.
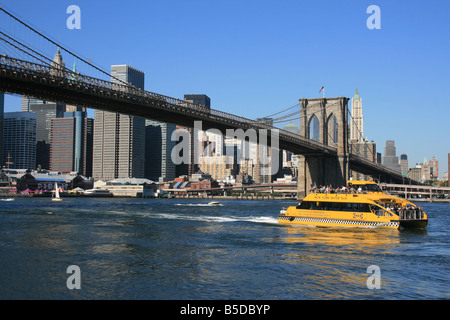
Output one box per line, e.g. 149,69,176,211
298,201,371,212
354,203,371,212
375,209,385,216
297,201,312,209
328,202,342,211
370,204,388,216
361,184,382,192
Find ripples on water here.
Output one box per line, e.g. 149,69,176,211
0,198,448,300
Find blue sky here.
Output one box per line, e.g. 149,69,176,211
1,0,449,177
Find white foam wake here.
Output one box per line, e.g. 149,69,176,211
175,203,223,207
152,213,278,225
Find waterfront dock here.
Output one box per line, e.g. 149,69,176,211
381,183,450,203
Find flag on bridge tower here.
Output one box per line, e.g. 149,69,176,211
319,86,325,98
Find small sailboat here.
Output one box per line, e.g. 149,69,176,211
52,182,62,201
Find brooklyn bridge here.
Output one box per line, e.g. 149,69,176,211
0,7,408,198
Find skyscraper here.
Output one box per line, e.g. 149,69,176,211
145,120,176,182
175,94,211,177
254,118,282,184
30,102,66,170
350,88,364,142
50,111,93,176
282,122,299,168
349,141,377,180
421,158,431,181
399,154,409,176
93,65,145,180
50,47,65,77
2,112,36,169
381,140,402,173
429,156,439,180
0,93,3,167
21,96,46,112
184,94,211,109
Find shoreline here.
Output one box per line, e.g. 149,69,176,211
0,193,298,201
1,193,449,202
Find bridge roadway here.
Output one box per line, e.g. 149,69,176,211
0,55,405,183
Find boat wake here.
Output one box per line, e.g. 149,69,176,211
153,213,278,225
175,203,224,207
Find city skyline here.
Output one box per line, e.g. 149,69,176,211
1,0,449,177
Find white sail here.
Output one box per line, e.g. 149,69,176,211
55,182,60,199
52,182,62,201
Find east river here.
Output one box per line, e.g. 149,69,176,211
0,197,448,300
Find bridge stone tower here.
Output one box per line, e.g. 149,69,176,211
297,97,350,198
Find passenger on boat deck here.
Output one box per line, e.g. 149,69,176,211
311,185,364,194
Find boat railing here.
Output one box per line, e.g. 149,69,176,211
399,208,424,220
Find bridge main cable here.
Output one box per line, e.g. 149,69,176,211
0,6,131,88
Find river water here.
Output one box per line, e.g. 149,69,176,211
0,197,448,300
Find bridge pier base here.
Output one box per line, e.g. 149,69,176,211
297,154,349,199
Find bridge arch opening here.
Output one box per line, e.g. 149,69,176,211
327,113,338,146
308,114,320,141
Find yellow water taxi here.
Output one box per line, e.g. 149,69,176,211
279,181,428,229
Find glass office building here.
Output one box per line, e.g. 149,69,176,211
2,112,36,169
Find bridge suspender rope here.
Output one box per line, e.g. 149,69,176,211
347,108,377,162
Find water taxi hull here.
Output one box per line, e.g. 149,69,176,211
278,214,400,229
399,219,428,229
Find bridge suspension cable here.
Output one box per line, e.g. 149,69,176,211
347,107,377,161
254,100,325,126
0,6,133,88
257,102,300,119
0,30,54,67
270,100,339,125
